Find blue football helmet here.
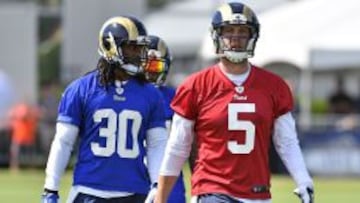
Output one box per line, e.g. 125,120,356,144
144,35,172,85
98,16,149,75
211,2,260,63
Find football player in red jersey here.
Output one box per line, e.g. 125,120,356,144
154,2,314,203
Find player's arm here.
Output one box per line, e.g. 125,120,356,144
42,122,78,202
154,113,195,203
273,112,314,203
146,127,168,184
144,126,168,203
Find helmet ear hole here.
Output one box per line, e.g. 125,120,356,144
103,39,111,51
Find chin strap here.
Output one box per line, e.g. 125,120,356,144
222,51,249,63
121,64,142,75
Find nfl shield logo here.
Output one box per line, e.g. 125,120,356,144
235,86,244,94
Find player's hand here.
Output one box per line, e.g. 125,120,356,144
294,186,314,203
41,189,59,203
190,195,198,203
144,183,157,203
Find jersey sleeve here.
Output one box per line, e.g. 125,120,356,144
57,80,84,127
274,78,294,118
148,88,166,129
170,79,197,120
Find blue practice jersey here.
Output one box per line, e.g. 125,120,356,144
158,86,175,120
57,70,166,194
158,85,186,203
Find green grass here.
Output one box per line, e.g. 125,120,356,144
269,175,360,203
0,168,359,203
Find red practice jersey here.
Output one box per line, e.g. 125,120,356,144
171,64,293,199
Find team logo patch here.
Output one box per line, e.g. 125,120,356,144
233,86,247,100
233,14,247,22
115,87,124,95
114,80,126,101
235,86,244,94
113,94,126,101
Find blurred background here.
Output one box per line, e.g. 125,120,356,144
0,0,359,202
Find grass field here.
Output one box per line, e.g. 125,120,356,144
0,167,359,203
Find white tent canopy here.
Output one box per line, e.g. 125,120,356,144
200,0,360,70
144,0,214,56
145,0,288,57
254,0,360,70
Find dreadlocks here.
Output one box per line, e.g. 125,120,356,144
97,57,116,88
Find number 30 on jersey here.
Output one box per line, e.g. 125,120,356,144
91,109,142,158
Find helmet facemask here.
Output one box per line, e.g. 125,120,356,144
213,24,258,63
119,39,149,76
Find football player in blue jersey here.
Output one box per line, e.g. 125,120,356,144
41,16,168,203
143,35,186,203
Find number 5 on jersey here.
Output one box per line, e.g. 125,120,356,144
228,103,255,154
